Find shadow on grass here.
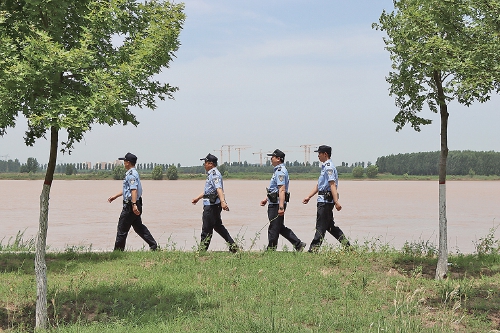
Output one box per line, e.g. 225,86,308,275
2,283,216,331
393,253,500,280
0,251,131,275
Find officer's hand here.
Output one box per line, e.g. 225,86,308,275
278,207,285,216
260,199,267,206
302,197,310,204
132,205,140,216
335,202,342,211
108,196,115,203
221,201,229,211
192,198,199,205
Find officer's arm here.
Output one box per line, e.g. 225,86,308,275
329,180,342,211
108,191,123,203
131,189,140,215
303,184,318,204
277,185,285,215
192,192,204,204
217,188,229,211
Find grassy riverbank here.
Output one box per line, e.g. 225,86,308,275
1,237,500,332
1,172,499,181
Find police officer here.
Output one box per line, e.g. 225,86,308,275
192,153,238,253
108,152,158,251
260,149,306,251
303,145,351,252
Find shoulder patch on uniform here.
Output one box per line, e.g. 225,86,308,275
129,178,135,185
327,169,333,175
278,175,284,182
214,177,219,184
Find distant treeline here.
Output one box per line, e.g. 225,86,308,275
178,161,362,175
376,150,500,176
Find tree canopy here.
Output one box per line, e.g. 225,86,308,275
0,0,185,152
373,0,500,133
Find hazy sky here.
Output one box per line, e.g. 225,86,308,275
1,0,499,167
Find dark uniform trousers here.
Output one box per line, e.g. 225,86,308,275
201,203,235,251
309,202,350,251
267,204,302,250
114,200,157,251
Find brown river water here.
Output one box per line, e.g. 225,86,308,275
4,180,499,254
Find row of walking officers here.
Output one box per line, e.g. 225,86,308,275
107,145,351,253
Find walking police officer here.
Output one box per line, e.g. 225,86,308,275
192,153,238,253
108,152,158,251
303,145,351,252
260,149,306,251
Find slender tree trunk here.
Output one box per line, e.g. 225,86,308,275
433,70,449,280
35,126,58,329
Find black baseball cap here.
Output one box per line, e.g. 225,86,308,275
118,152,137,163
267,149,285,159
314,145,332,155
200,153,218,163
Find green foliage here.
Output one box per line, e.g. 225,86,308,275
366,165,378,178
352,166,364,178
151,165,163,180
0,230,35,252
166,164,178,180
474,225,500,255
112,165,126,180
0,1,185,151
19,157,39,173
468,168,475,178
65,164,76,175
376,150,500,176
373,0,500,132
218,163,227,175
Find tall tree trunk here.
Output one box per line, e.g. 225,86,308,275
434,70,449,280
35,126,58,329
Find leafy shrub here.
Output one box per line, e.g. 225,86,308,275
113,165,126,180
152,165,164,180
474,226,499,255
166,165,178,180
352,166,364,178
366,165,378,178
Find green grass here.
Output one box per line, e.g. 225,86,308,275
1,236,500,332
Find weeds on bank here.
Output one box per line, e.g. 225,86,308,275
0,230,35,252
1,234,500,332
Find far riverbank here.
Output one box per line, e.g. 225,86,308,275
1,172,500,181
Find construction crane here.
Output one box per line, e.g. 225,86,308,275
299,144,317,164
213,148,223,163
222,145,236,165
252,149,264,166
234,145,250,164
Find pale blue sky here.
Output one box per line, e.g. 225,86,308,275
1,0,499,167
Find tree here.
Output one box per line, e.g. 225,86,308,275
374,0,500,279
65,164,76,175
352,166,364,178
113,164,126,180
166,164,179,180
366,165,378,178
0,1,184,328
151,164,164,180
